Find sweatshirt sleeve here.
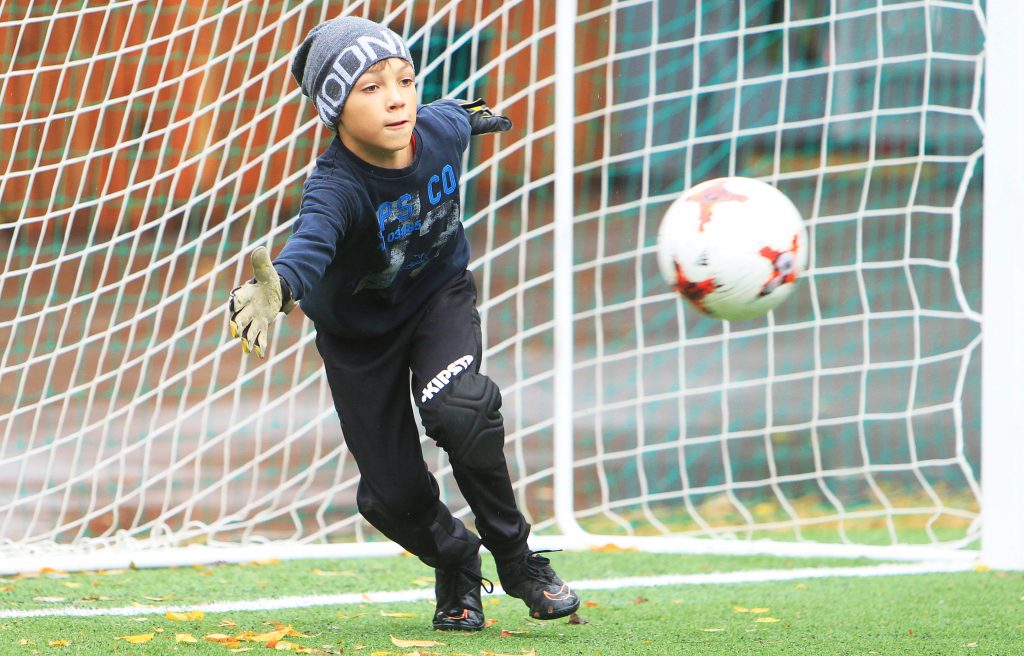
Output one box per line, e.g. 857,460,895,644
273,177,352,302
424,98,472,153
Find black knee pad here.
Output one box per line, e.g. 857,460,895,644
420,372,505,470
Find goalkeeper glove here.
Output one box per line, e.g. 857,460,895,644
228,246,295,359
459,98,513,135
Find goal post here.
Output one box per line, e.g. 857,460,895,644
981,0,1024,571
0,0,1010,573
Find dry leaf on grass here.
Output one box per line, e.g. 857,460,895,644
48,640,70,646
499,629,528,637
40,567,70,578
583,601,599,607
115,633,155,644
204,633,241,646
589,543,636,552
755,617,780,623
176,633,198,643
567,613,588,625
391,636,446,648
311,569,354,577
166,610,205,621
32,596,65,603
263,621,308,637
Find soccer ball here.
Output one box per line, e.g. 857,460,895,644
656,176,808,321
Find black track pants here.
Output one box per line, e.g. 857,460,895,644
315,270,530,568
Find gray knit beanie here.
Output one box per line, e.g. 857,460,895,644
291,16,414,130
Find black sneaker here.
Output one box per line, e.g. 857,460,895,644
432,554,493,631
496,549,580,620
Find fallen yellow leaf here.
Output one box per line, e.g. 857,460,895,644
40,567,69,577
336,612,366,620
311,568,354,577
732,605,749,613
589,543,636,552
391,635,446,648
166,610,205,621
33,596,66,603
229,649,253,653
702,628,725,632
751,607,770,613
499,630,528,637
62,582,82,589
143,595,172,602
115,633,155,644
204,633,236,642
176,633,198,643
755,617,781,623
263,621,308,637
48,640,70,646
250,626,290,646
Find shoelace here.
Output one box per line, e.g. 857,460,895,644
519,549,563,584
462,566,495,594
441,563,495,613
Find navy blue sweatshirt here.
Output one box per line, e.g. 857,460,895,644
273,99,472,338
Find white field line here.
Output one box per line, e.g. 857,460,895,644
0,560,975,619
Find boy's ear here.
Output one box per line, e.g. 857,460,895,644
459,99,513,135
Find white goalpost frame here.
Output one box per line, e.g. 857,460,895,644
547,0,998,565
980,0,1024,571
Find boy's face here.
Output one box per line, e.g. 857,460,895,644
336,58,417,168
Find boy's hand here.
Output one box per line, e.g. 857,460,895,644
228,246,295,359
460,98,512,135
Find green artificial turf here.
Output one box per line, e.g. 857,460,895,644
1,552,1020,655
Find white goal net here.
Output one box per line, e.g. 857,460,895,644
0,0,989,570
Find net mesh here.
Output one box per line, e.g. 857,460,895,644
0,0,985,560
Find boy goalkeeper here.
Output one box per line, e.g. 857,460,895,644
228,16,580,631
